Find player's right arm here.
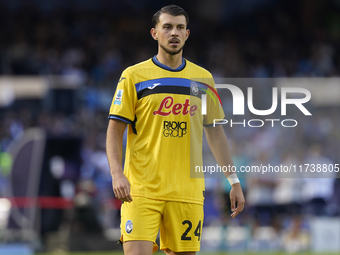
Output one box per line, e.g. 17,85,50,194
106,119,133,202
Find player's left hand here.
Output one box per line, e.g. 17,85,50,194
229,183,245,218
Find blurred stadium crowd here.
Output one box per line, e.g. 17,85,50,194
1,0,340,79
0,0,340,253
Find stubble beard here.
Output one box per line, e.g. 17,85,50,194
159,43,185,56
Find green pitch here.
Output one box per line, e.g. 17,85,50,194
36,252,339,255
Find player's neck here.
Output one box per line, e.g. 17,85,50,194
156,51,183,69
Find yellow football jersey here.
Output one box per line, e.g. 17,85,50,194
109,56,224,205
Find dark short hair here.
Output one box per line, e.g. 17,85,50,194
152,5,189,27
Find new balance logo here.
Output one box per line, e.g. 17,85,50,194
148,83,161,89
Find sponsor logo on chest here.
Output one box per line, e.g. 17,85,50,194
163,121,187,138
153,96,197,116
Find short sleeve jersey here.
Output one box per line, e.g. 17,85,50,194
109,56,225,205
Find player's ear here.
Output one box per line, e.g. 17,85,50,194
151,28,158,40
185,29,190,41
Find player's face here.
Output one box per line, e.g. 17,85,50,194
152,13,190,55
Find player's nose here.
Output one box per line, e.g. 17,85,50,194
170,28,179,36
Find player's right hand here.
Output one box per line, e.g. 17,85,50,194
112,172,133,202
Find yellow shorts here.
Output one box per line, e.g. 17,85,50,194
120,196,204,253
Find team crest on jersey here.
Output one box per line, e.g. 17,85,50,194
114,89,123,105
125,220,133,234
191,82,199,96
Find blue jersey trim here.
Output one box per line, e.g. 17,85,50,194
152,55,186,72
135,77,191,92
108,115,132,124
203,117,226,127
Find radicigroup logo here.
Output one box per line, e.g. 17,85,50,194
163,121,187,138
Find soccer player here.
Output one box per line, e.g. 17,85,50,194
106,5,245,255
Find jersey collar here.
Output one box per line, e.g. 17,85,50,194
152,55,186,72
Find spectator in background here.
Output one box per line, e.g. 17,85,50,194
302,144,335,216
273,152,304,219
246,153,277,229
273,152,309,253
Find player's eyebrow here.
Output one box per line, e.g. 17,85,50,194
162,23,186,27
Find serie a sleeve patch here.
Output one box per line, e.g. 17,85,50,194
114,89,124,105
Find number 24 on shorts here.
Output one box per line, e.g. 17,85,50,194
181,220,201,241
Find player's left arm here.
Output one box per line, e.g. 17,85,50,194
204,125,245,218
